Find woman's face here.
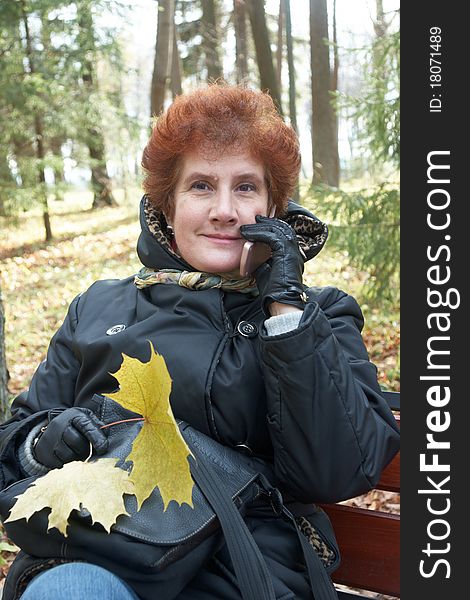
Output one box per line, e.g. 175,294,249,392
169,151,269,276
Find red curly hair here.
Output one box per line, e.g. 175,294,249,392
141,84,301,218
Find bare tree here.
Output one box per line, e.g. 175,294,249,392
284,0,299,201
331,0,339,147
201,0,223,81
77,0,117,208
246,0,282,113
151,0,175,118
19,0,53,239
309,0,339,186
233,0,248,83
284,0,297,133
170,16,183,98
276,0,285,90
374,0,387,37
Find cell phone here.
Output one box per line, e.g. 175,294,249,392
239,207,276,277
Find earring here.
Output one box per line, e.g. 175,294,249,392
166,224,174,238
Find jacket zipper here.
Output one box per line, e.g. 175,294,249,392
202,291,232,442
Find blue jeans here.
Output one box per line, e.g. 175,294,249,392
21,563,140,600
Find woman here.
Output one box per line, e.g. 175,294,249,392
0,84,400,600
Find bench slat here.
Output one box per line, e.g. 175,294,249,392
383,391,400,411
320,503,400,597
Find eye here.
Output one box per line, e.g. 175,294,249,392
237,183,256,193
191,181,212,191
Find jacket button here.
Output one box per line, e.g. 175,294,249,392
237,321,258,338
106,324,126,335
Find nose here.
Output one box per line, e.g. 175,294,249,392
209,187,238,224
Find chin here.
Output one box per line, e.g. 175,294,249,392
208,265,239,277
199,262,240,277
182,249,241,277
195,255,240,276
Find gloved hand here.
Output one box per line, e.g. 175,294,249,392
240,215,308,315
33,407,108,469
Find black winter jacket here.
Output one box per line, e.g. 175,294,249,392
0,197,400,598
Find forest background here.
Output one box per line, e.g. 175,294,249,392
0,0,400,584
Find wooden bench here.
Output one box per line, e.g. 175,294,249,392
321,391,400,599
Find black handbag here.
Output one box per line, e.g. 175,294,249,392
0,397,338,600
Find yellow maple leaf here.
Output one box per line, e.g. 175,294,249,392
108,341,194,510
5,458,134,536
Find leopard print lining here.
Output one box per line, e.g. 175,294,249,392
295,516,336,568
284,213,329,261
143,196,328,263
143,197,179,257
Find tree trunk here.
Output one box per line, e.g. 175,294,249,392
201,0,223,81
246,0,282,113
284,0,297,134
11,136,36,189
36,113,52,241
309,0,339,186
0,278,10,421
50,136,65,200
331,0,338,93
20,1,54,240
151,0,175,117
372,0,388,81
88,130,117,209
77,1,117,208
276,0,284,91
0,152,15,216
374,0,386,38
331,0,339,152
170,17,183,98
284,0,299,202
233,0,248,83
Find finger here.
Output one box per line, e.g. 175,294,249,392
244,217,296,239
240,225,279,245
257,217,297,240
72,414,108,454
240,226,292,253
61,425,91,458
53,440,88,465
34,442,63,469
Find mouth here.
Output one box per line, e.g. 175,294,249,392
203,234,242,244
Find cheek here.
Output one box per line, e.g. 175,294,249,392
172,204,202,236
240,201,269,224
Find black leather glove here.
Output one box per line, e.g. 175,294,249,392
33,407,108,469
240,215,308,315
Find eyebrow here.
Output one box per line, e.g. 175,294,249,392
182,171,266,187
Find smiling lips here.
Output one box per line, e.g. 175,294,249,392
203,234,242,244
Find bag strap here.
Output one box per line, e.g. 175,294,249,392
283,507,338,599
192,456,338,600
256,474,338,600
192,454,277,600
